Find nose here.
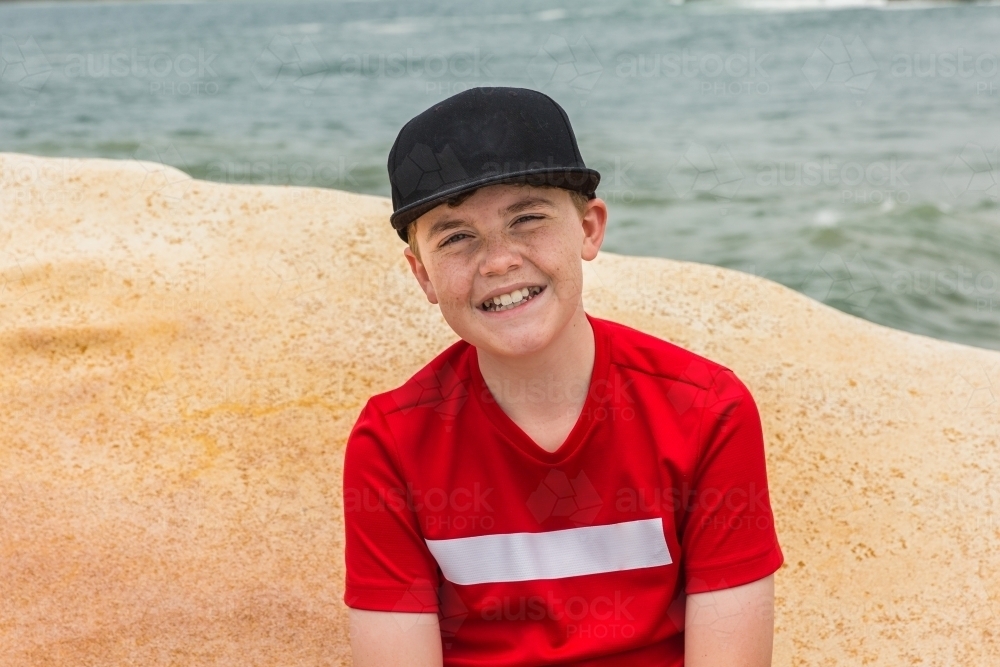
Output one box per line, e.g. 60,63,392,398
479,231,522,277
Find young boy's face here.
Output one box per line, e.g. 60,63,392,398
403,184,607,358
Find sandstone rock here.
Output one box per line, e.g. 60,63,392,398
1,152,997,665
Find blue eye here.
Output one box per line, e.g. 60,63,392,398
441,233,469,246
516,215,541,224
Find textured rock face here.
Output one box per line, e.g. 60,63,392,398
0,152,997,666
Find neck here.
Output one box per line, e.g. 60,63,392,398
476,305,596,417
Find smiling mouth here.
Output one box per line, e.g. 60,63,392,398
480,285,545,312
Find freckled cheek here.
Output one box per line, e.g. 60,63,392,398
536,245,581,300
430,263,476,307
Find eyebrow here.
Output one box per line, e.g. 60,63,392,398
426,217,469,242
425,196,557,243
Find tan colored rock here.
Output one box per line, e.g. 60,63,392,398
0,152,997,666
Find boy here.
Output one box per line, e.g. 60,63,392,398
343,87,784,666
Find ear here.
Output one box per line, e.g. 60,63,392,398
403,246,439,305
580,197,608,262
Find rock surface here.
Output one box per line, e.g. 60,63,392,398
1,152,997,666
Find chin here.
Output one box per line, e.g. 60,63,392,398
483,330,553,357
459,309,562,358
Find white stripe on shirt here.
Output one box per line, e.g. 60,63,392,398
424,517,672,585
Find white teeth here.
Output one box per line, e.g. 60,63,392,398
482,286,543,311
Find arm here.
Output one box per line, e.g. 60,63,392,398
684,573,775,667
680,369,783,666
342,401,447,666
349,609,443,667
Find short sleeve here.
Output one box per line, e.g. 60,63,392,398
342,399,442,612
681,369,784,594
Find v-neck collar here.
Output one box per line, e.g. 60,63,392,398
468,312,611,465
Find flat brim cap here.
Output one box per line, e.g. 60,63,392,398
387,87,600,243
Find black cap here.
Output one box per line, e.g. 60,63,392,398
387,87,601,243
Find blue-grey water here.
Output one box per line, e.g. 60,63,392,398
1,0,998,351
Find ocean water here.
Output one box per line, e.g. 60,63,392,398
1,0,998,351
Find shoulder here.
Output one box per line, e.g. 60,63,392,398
592,315,739,394
367,336,475,420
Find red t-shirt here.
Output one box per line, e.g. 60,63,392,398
343,313,783,666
